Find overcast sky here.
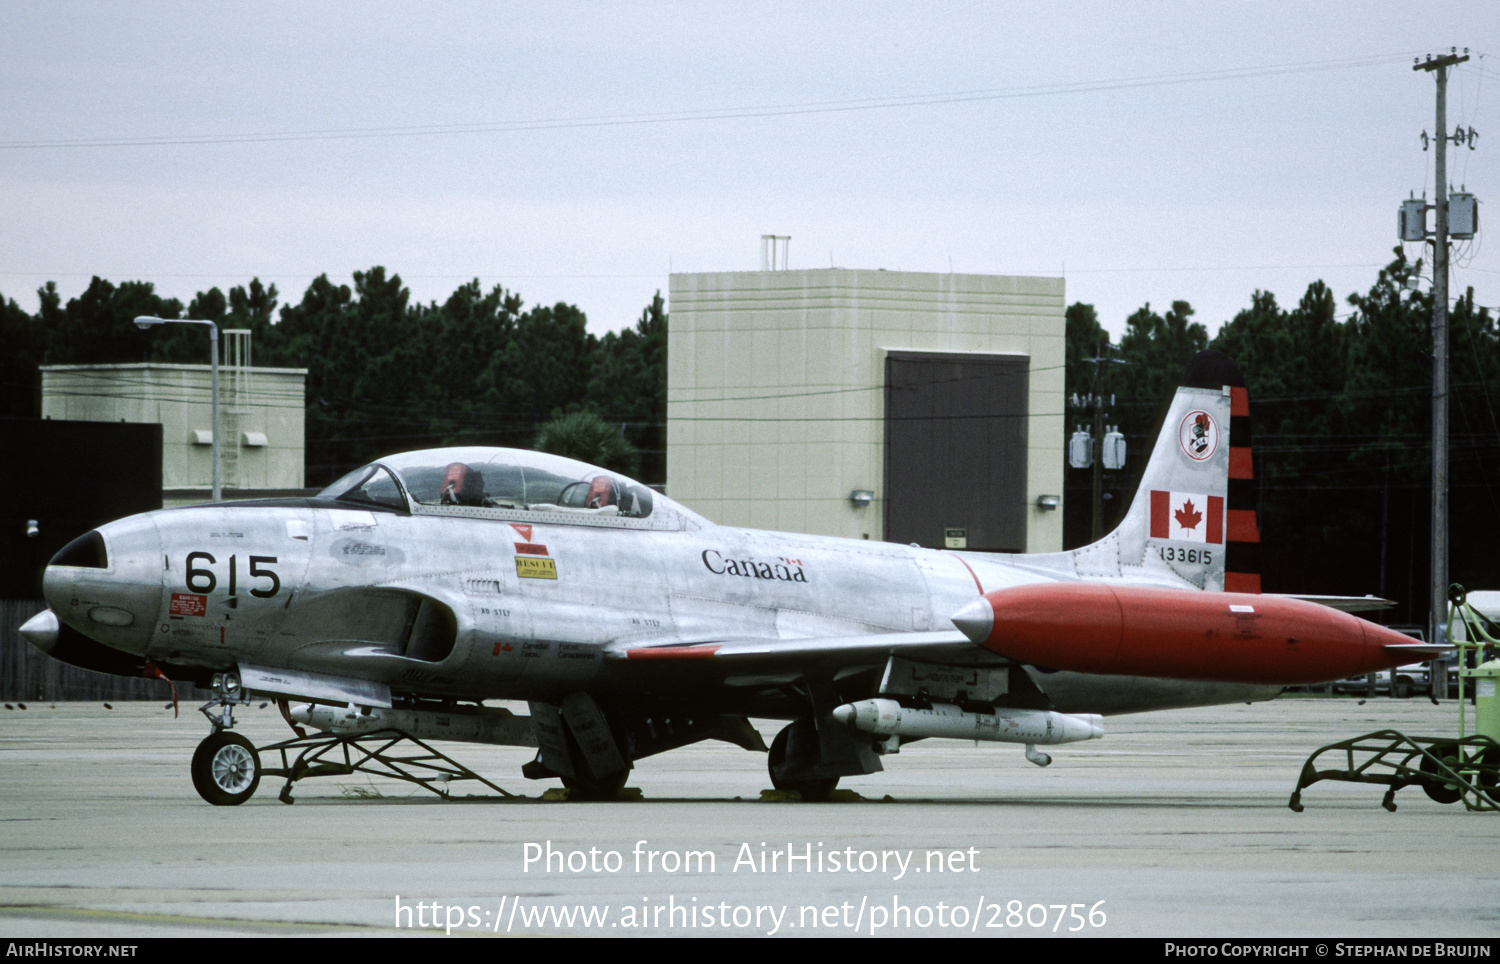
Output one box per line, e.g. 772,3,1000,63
2,2,1497,341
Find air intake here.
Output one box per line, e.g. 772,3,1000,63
52,531,107,569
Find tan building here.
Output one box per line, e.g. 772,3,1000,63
40,362,307,504
667,268,1065,552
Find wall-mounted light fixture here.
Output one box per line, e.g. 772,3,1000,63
1034,494,1061,511
849,489,875,507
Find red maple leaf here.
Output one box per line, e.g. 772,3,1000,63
1175,500,1202,531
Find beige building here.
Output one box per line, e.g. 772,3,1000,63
40,362,307,503
667,268,1065,551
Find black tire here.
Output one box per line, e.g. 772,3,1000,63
767,726,838,802
1419,744,1463,805
192,731,260,806
554,721,630,800
560,768,629,801
1393,678,1412,700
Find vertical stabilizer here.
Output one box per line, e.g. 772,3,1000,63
1029,350,1259,592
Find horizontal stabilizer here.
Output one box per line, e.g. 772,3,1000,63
1381,642,1455,658
1278,594,1395,613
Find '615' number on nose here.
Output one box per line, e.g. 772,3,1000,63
185,552,280,598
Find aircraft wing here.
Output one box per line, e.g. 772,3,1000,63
606,630,1004,671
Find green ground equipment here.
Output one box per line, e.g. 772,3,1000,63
1289,586,1500,812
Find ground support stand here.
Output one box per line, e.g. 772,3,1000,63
257,728,516,804
1288,729,1500,812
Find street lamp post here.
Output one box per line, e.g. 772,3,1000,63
134,316,221,502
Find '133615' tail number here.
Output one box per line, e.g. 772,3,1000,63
1158,546,1212,566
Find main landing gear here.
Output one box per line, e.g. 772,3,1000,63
766,712,882,801
767,726,839,802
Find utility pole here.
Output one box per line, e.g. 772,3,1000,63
1069,350,1127,541
1092,401,1105,541
1414,50,1467,696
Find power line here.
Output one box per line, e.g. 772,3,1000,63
1066,261,1385,276
0,52,1420,151
0,271,661,281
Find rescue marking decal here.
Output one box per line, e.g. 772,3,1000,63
514,542,549,556
516,557,558,580
509,523,534,541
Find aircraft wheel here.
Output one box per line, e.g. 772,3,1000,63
560,769,629,801
192,731,261,806
767,727,838,802
1419,743,1462,805
1393,678,1412,700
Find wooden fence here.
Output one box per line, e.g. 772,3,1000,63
1,599,202,702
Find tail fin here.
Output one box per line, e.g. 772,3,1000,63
1038,350,1260,591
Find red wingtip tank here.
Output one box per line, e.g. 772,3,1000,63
949,582,1426,686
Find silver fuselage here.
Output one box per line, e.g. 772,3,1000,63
44,496,1274,719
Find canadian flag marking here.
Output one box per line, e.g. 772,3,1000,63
1150,490,1224,544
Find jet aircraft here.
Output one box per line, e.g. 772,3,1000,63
19,351,1440,804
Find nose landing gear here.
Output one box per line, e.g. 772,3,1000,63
192,672,261,806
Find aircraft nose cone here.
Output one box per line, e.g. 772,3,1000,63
43,517,163,657
19,610,60,654
950,597,994,644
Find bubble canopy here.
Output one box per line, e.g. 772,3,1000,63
318,447,703,531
